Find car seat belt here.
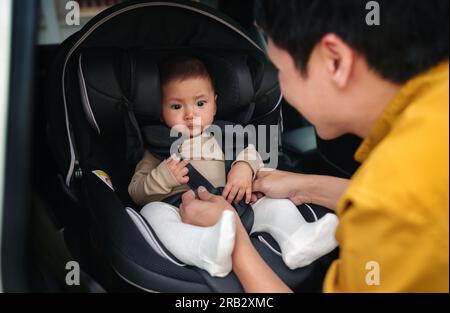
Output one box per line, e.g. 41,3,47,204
123,96,145,164
184,162,254,232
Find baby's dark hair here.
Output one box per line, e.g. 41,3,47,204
159,56,215,90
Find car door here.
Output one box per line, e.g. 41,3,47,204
1,0,107,293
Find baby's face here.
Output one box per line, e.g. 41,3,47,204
161,76,216,137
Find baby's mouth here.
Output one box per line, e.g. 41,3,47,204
187,123,201,129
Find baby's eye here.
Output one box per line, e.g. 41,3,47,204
197,100,206,107
171,104,182,110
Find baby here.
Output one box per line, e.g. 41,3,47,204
128,56,338,277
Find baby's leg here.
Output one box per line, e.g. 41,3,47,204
250,197,338,269
140,202,236,277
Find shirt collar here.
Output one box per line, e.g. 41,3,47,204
355,60,449,162
179,131,223,160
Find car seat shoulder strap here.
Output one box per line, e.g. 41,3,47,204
122,97,145,164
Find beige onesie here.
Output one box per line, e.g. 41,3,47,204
128,132,264,205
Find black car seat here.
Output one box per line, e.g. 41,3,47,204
45,0,336,292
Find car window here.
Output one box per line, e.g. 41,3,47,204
38,0,219,45
38,0,125,45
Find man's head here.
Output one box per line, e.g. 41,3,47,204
159,56,217,137
255,0,449,139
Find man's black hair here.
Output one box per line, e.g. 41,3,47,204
254,0,449,84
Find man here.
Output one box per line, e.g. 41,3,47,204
179,0,449,292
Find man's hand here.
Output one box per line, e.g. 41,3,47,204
166,155,189,184
180,187,236,227
222,161,253,204
252,169,308,205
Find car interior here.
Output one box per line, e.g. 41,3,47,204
3,0,362,292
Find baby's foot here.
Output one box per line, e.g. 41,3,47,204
199,210,236,277
283,213,338,269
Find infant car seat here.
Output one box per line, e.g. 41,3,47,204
45,0,337,292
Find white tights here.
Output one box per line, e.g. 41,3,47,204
140,197,338,277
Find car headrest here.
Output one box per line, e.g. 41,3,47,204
77,48,256,135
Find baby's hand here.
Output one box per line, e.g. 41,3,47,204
222,161,253,204
166,155,190,184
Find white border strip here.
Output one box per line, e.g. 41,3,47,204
0,0,12,292
62,2,264,186
125,207,186,267
257,235,282,256
113,266,160,293
264,92,283,119
78,54,101,134
304,203,319,222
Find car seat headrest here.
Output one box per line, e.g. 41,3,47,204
199,53,255,123
77,49,256,135
133,52,162,123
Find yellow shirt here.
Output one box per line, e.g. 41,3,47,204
324,61,449,292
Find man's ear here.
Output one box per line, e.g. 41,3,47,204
319,33,355,89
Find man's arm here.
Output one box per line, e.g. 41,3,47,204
252,169,349,210
232,216,292,293
290,174,349,210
